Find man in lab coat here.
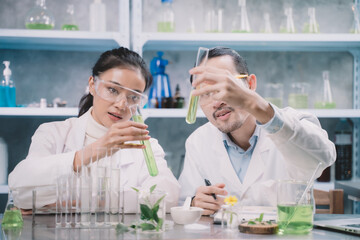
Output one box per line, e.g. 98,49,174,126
178,47,336,215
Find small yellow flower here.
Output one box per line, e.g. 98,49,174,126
224,195,238,206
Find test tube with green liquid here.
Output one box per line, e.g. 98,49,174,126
131,105,159,177
186,47,209,124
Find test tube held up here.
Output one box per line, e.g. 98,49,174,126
186,47,209,124
131,105,159,177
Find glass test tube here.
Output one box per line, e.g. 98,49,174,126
109,148,121,225
131,105,159,177
186,47,209,124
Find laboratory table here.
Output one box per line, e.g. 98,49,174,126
1,214,359,240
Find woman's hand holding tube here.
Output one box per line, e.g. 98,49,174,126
73,120,150,171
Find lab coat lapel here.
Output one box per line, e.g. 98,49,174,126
241,129,271,195
215,135,243,191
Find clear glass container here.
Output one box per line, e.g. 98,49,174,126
157,0,175,32
350,1,360,33
61,4,79,31
231,0,251,33
279,7,296,33
288,82,310,109
25,0,55,30
303,7,319,33
264,83,283,108
260,13,273,33
314,71,336,109
2,189,23,229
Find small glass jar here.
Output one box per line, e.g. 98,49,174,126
135,186,167,233
25,0,55,30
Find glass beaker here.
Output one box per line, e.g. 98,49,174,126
260,13,272,33
314,71,336,109
279,7,296,33
204,0,223,33
231,0,251,33
186,47,209,124
288,82,310,109
61,4,79,31
2,189,23,229
109,148,122,225
277,180,314,234
136,186,167,232
25,0,55,30
264,83,283,108
303,7,319,33
157,0,175,32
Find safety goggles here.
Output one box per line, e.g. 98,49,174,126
94,77,148,108
199,74,249,105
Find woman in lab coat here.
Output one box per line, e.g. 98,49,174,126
9,47,180,211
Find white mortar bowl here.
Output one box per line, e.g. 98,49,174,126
170,206,203,225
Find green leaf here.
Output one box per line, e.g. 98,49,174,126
140,204,153,220
247,221,256,225
153,195,166,210
152,205,160,223
156,218,163,231
131,187,139,192
140,223,156,231
259,213,264,222
150,184,157,193
115,223,129,233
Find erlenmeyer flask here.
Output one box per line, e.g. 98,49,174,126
62,4,79,31
25,0,55,30
303,7,319,33
314,71,336,109
279,7,296,33
260,13,272,33
2,189,23,229
350,1,360,33
231,0,251,33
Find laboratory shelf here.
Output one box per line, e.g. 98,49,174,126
1,108,360,118
0,29,128,51
137,33,360,52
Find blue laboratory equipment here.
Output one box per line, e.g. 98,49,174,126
148,52,172,108
0,61,16,107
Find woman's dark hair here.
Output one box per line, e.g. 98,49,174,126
190,46,249,83
78,47,153,117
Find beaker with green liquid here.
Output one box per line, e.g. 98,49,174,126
2,189,23,229
186,47,209,124
61,4,79,31
130,105,158,177
25,0,55,30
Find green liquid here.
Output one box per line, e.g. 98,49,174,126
288,94,308,109
186,92,199,124
26,23,54,30
277,204,313,234
314,101,336,109
231,30,252,33
1,209,23,228
302,23,320,33
265,97,283,108
61,24,79,31
157,22,175,32
132,115,159,177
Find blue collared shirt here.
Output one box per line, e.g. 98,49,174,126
222,105,284,183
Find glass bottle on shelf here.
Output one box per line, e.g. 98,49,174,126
231,0,251,33
89,0,106,32
350,0,360,33
260,13,272,33
61,4,79,31
303,7,319,33
157,0,175,32
173,84,184,108
314,71,336,109
204,0,223,33
279,7,296,33
25,0,55,30
335,119,352,181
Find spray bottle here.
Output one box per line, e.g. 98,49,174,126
0,61,16,107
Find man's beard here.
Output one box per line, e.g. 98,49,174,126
213,107,248,133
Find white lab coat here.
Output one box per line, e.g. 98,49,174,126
178,107,336,206
9,110,180,211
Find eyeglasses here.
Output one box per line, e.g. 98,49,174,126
199,75,249,105
94,77,148,107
